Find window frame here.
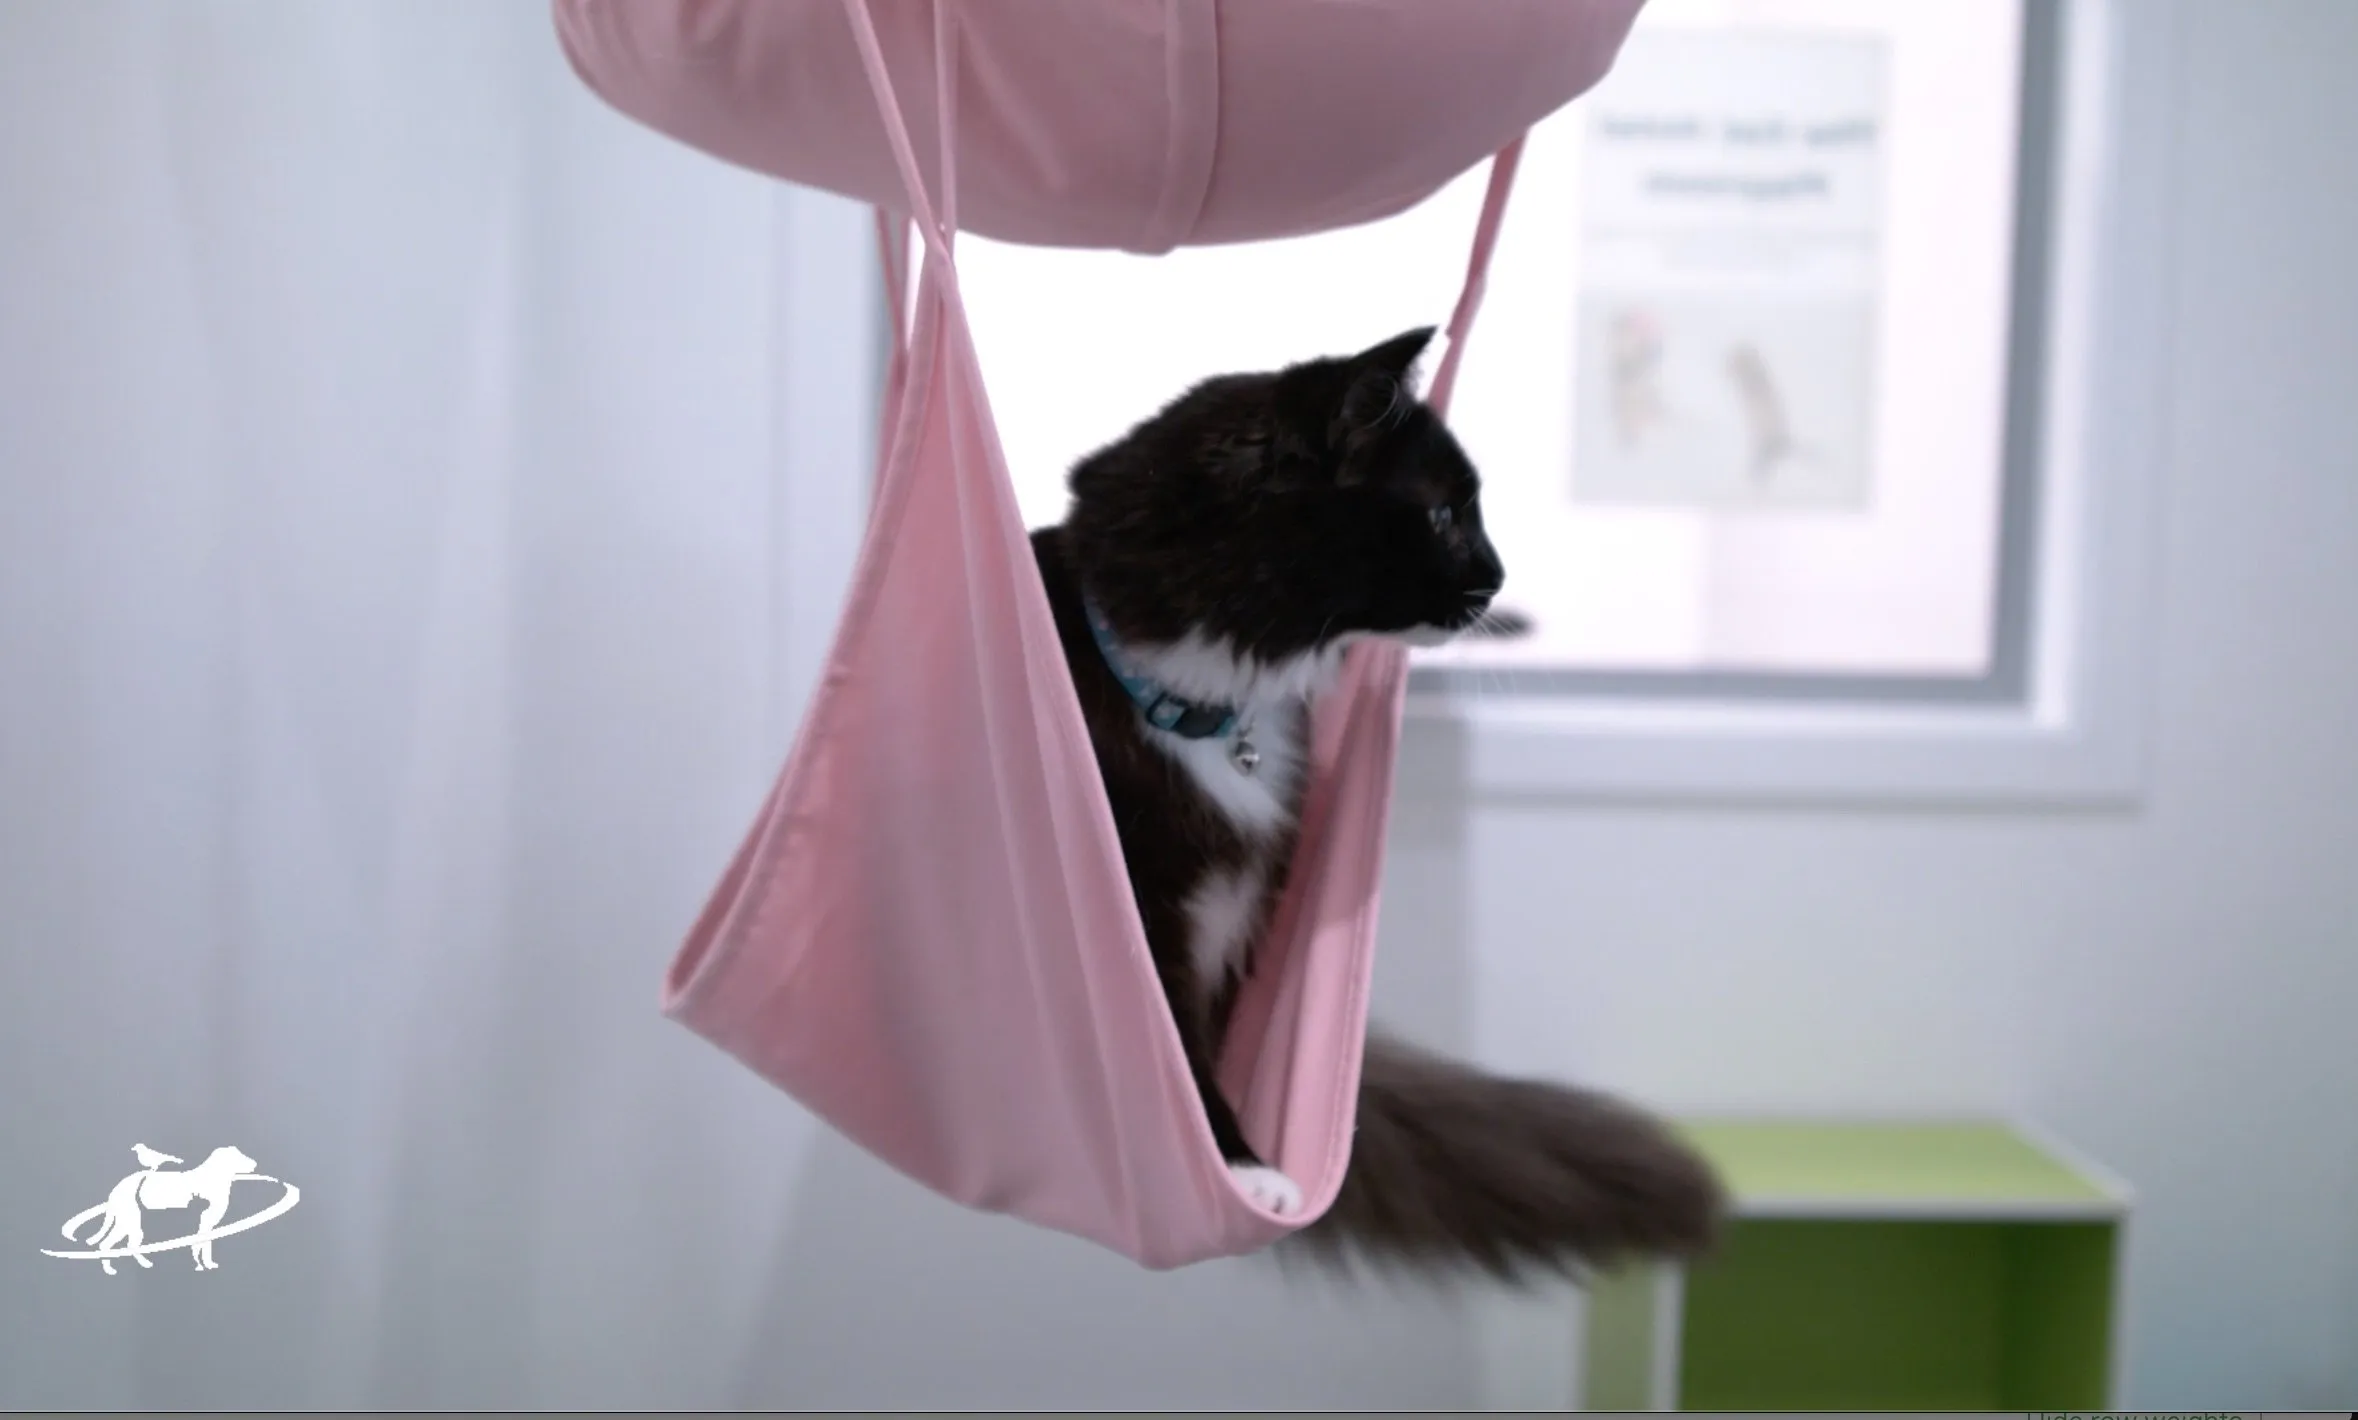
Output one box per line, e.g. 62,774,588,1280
1402,0,2172,807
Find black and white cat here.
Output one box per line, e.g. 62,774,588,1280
1031,327,1723,1280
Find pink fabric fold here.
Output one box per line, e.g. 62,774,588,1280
553,0,1642,252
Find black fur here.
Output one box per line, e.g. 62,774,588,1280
1035,328,1723,1279
1061,326,1503,664
1288,1029,1727,1283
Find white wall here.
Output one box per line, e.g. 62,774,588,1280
0,0,2350,1410
1402,0,2356,1403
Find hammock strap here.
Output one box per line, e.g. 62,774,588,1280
1424,134,1525,421
849,0,960,488
844,0,960,281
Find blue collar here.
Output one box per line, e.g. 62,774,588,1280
1082,599,1241,741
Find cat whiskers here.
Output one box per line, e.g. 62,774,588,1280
1456,604,1533,700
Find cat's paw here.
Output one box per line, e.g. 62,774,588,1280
1228,1163,1303,1216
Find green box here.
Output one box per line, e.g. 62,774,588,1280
1577,1119,2132,1411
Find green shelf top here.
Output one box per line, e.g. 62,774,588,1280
1672,1118,2125,1215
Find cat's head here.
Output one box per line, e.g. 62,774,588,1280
1064,326,1505,670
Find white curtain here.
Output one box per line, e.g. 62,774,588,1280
0,1,1480,1408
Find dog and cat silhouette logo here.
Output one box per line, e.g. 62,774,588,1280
42,1144,300,1275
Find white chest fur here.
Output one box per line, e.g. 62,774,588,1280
1148,716,1301,837
1182,863,1270,990
1128,631,1335,844
1123,633,1348,987
1150,712,1301,986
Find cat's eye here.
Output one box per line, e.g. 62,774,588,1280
1429,505,1455,534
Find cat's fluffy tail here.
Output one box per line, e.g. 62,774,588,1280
1283,1030,1725,1283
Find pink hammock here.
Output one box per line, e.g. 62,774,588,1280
555,0,1643,1269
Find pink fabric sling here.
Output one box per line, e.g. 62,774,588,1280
561,0,1641,1269
552,0,1641,252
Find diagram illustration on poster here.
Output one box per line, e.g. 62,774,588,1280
1574,29,1887,511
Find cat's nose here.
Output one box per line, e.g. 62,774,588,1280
1467,535,1505,592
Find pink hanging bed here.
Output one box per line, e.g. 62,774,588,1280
554,0,1646,1270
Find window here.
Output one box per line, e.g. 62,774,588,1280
953,0,2165,803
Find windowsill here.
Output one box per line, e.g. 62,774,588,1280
1397,687,2144,808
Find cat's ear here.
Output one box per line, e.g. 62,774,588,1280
1327,326,1435,482
1352,326,1437,382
